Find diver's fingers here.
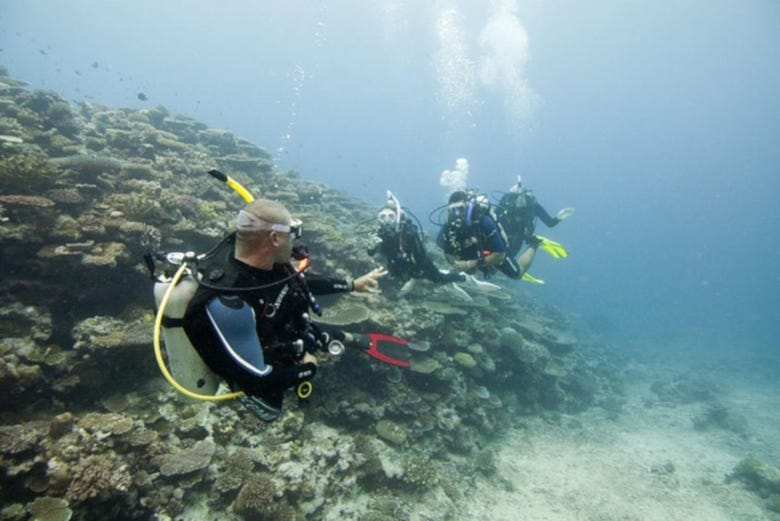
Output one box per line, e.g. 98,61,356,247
372,267,389,278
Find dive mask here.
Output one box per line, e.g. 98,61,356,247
448,201,466,219
237,210,303,240
377,208,397,227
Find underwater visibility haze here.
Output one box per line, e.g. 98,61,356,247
1,1,780,519
4,0,778,346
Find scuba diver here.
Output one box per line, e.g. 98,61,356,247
367,191,464,292
436,189,511,276
495,176,574,280
156,196,387,422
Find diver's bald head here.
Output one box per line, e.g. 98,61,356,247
243,199,291,225
234,198,295,267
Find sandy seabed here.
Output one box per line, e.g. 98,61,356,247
458,346,779,521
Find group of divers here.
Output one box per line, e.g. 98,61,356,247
150,171,574,421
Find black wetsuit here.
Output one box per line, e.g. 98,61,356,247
369,222,462,285
183,234,350,409
497,191,561,258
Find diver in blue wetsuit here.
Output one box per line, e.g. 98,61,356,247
437,190,528,280
183,199,386,421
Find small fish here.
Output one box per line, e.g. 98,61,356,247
39,49,47,55
91,61,99,69
137,92,148,101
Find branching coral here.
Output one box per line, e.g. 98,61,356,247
233,472,294,521
65,454,132,503
0,154,64,195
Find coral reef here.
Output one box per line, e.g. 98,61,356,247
0,66,614,521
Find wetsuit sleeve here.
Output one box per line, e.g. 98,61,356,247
367,232,382,256
305,274,352,295
498,193,515,213
408,230,454,283
205,295,315,394
533,201,561,227
480,215,507,253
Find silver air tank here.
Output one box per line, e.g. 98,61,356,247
153,275,220,396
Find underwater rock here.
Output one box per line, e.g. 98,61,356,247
472,386,490,399
78,412,134,437
375,419,408,445
728,456,780,511
453,352,477,369
316,303,370,326
156,439,216,477
543,359,568,377
692,403,748,435
466,343,484,354
426,301,469,315
498,326,524,349
649,378,716,405
509,340,551,367
544,330,577,354
475,352,496,373
410,356,440,374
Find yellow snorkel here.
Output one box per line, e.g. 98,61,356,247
208,169,255,203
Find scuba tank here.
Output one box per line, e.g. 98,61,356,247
152,255,220,397
464,190,492,226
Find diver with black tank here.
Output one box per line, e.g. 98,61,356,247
495,176,574,281
367,190,464,294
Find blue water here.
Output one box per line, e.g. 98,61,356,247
2,0,779,350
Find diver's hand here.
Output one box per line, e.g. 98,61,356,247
452,260,477,273
556,207,575,221
302,352,317,366
368,234,382,248
353,267,388,293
